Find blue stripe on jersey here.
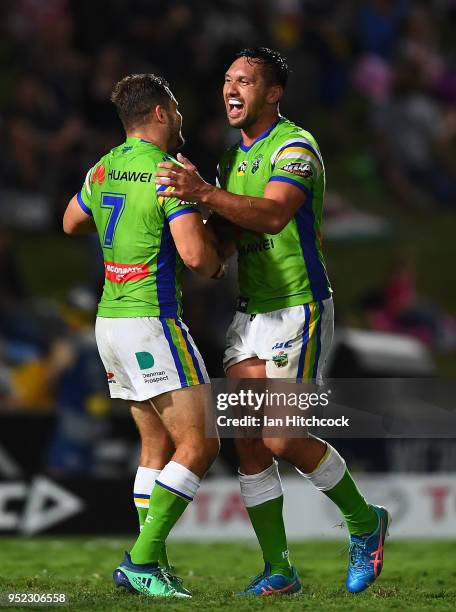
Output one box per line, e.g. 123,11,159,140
272,140,323,168
133,493,150,499
155,479,193,502
268,175,312,195
294,194,330,302
166,208,200,222
156,220,179,318
175,319,205,384
312,301,324,379
77,191,92,216
297,304,311,382
160,318,188,387
239,117,283,152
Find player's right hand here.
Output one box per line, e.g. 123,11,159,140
155,155,209,203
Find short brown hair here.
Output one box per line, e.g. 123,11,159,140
111,74,173,131
235,47,289,88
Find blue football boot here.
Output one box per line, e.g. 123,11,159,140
346,505,391,593
237,562,302,596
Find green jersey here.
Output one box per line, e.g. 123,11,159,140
217,117,332,314
77,137,199,318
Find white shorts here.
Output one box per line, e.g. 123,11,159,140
95,316,209,401
223,298,334,381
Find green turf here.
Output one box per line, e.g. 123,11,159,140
0,538,455,610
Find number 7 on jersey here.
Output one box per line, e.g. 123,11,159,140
101,193,126,248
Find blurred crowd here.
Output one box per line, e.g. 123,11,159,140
0,0,455,438
1,0,455,218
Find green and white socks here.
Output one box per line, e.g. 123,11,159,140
134,466,159,529
297,443,378,536
239,446,378,576
131,461,200,565
239,461,293,578
134,466,172,568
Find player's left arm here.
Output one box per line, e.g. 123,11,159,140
63,193,96,234
155,154,307,234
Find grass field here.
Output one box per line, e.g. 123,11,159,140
1,538,455,611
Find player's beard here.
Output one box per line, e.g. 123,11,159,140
171,112,185,152
163,105,185,153
169,129,184,154
229,113,256,130
175,130,185,149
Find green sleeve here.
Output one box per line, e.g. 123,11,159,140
155,184,200,222
269,137,324,196
77,164,102,215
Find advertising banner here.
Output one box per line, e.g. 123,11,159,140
0,474,454,538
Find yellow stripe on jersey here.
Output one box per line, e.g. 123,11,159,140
276,146,323,169
157,185,174,206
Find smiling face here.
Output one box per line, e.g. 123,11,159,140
223,57,281,130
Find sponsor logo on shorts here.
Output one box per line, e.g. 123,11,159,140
272,351,288,368
135,351,154,370
104,261,149,283
142,370,169,384
280,161,313,178
135,351,170,384
107,372,116,383
272,341,293,350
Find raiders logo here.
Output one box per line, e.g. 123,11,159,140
281,162,313,178
251,155,263,174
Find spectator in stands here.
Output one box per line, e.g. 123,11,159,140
371,57,456,207
357,0,408,60
364,255,456,350
46,287,109,474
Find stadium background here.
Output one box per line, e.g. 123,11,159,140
0,1,455,609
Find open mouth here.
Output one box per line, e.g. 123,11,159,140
227,98,244,119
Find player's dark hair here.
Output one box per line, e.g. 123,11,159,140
111,74,173,131
235,47,289,88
